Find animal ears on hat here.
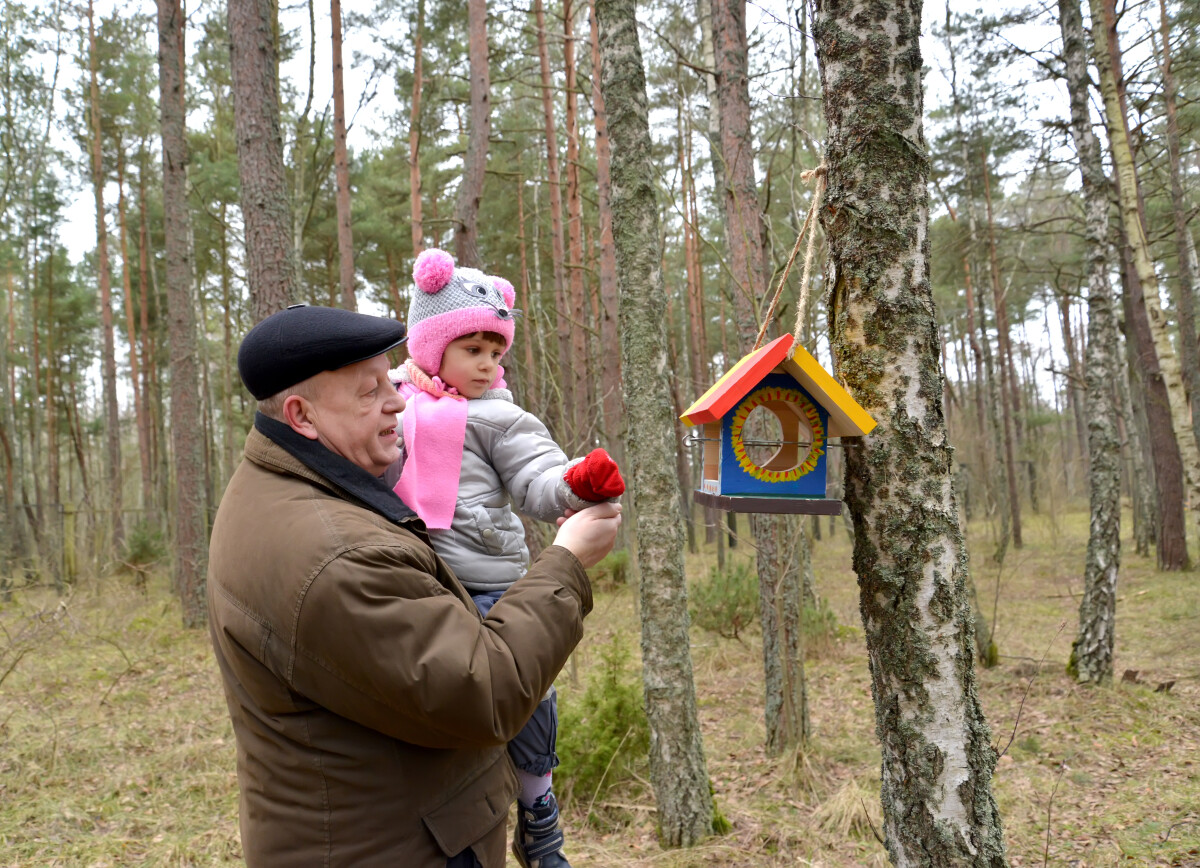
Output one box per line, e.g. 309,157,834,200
413,248,456,294
492,276,516,308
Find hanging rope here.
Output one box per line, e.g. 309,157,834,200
752,164,828,352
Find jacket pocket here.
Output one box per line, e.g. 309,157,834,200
421,751,519,859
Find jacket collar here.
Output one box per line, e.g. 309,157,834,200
252,412,419,526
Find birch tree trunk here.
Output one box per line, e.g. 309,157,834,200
813,0,1008,862
453,0,489,269
158,0,209,628
1058,0,1122,686
88,0,124,550
330,0,356,308
1090,0,1200,546
228,0,296,320
595,0,713,845
1155,0,1200,452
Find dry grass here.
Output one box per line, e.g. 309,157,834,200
1,506,1198,866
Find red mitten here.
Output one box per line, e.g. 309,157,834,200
565,448,626,501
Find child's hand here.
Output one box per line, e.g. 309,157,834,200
565,449,625,501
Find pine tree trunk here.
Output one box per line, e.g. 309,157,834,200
1090,0,1200,550
453,0,490,269
595,0,713,845
563,0,590,450
137,147,159,513
88,0,124,551
158,0,209,628
409,0,424,255
1059,0,1122,685
228,0,296,320
534,0,572,439
117,148,151,512
1057,293,1090,471
588,0,622,461
1118,300,1158,557
813,1,1009,862
1118,231,1187,568
711,0,807,754
330,0,356,308
980,156,1022,548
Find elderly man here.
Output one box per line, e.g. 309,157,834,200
207,304,620,868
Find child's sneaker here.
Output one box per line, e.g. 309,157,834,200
512,791,570,868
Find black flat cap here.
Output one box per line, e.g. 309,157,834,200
237,304,408,400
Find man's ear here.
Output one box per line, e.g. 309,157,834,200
282,394,321,441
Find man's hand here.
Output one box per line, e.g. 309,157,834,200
553,502,622,568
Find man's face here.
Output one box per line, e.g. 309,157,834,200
306,354,405,476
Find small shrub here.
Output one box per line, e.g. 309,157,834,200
586,549,630,593
801,599,855,659
121,523,166,591
557,637,650,822
689,562,758,640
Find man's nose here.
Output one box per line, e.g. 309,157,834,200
386,390,406,412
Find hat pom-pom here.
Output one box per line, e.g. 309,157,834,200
413,248,455,293
493,277,516,308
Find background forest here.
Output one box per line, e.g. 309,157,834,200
2,0,1199,864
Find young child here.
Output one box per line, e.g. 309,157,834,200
391,248,624,868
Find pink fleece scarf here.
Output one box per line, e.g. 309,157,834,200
391,360,505,529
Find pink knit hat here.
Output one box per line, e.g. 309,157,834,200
406,248,518,376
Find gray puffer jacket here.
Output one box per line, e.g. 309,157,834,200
395,383,590,594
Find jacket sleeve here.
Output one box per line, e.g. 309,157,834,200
289,539,591,749
480,406,590,522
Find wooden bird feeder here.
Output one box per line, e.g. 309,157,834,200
680,334,876,514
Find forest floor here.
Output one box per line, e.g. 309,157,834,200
1,507,1198,867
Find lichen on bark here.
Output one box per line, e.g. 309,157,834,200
814,0,1008,863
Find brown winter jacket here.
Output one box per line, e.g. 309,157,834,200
207,419,592,867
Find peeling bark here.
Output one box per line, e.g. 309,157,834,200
813,0,1008,862
1058,0,1121,685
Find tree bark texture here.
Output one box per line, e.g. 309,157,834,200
1090,0,1200,549
711,0,806,754
1118,231,1187,569
88,0,125,549
1155,0,1200,453
595,0,713,846
980,155,1022,549
158,0,209,628
330,0,357,308
563,0,590,453
409,0,425,255
534,0,572,438
813,1,1009,863
453,0,490,269
1059,0,1122,685
588,0,623,461
117,149,152,512
228,0,297,321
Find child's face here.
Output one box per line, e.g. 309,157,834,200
439,333,507,398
